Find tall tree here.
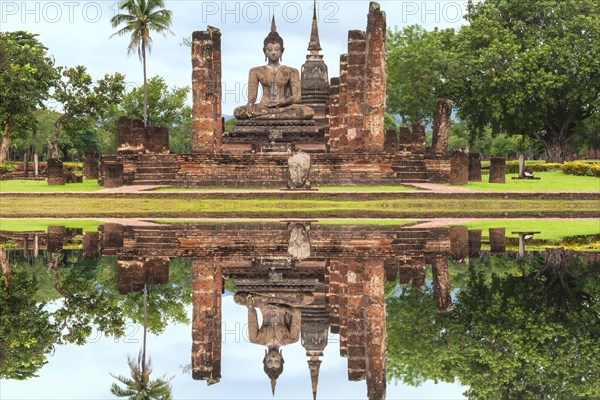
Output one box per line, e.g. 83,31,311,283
0,31,56,163
455,0,600,162
48,66,125,159
110,0,174,126
386,25,459,125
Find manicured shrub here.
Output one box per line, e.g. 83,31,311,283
0,162,18,174
561,161,600,177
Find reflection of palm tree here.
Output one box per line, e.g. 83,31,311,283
111,285,173,399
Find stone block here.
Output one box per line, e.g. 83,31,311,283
449,150,469,185
47,158,65,185
489,157,506,183
83,151,100,179
83,232,100,260
468,229,482,259
468,153,482,181
47,226,66,253
450,226,469,261
103,163,123,188
489,228,506,254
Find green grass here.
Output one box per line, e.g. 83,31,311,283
0,219,104,232
316,219,414,225
0,179,104,192
463,171,599,191
1,196,596,218
458,219,600,241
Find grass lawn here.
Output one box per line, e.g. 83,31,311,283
1,196,596,218
458,219,600,241
463,171,599,191
0,179,104,192
0,219,104,232
155,185,415,192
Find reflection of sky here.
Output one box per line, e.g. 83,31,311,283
1,296,466,399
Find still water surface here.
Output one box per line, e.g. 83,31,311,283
1,221,598,399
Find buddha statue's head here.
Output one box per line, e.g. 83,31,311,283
263,346,284,395
263,16,284,62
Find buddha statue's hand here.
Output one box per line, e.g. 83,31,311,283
245,103,255,117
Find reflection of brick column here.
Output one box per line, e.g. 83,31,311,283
364,3,386,153
191,27,222,154
83,232,100,260
468,153,482,181
489,228,506,254
192,258,222,384
101,224,123,248
450,226,469,261
338,261,348,356
346,259,365,381
327,259,341,333
432,99,452,155
47,226,66,253
489,157,506,183
364,259,386,400
432,257,452,312
468,229,482,259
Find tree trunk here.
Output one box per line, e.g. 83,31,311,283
0,122,11,164
1,247,10,291
142,42,148,127
48,114,67,159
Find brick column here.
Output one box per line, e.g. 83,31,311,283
468,153,482,181
450,226,468,261
191,27,222,154
449,150,469,185
191,258,222,384
468,229,482,259
432,256,452,312
411,122,426,154
345,30,367,153
363,259,386,400
363,2,386,153
489,228,506,254
431,99,452,154
329,55,348,152
47,158,65,185
327,78,340,153
489,157,506,183
83,151,100,179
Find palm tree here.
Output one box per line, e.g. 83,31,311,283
111,285,173,400
110,0,173,125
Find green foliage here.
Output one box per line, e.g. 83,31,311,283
384,113,398,132
455,0,600,162
561,161,600,177
386,25,459,124
0,31,57,163
462,170,600,192
223,117,236,133
49,66,125,159
0,162,17,174
110,351,173,400
498,161,562,174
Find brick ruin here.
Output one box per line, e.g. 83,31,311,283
4,222,600,398
103,2,455,188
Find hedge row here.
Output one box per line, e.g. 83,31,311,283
561,161,600,177
0,161,82,174
482,160,562,173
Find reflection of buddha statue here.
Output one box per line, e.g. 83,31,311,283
234,291,313,395
233,17,314,121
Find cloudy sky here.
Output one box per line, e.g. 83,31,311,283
1,0,468,114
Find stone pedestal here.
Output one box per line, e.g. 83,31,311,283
489,157,506,183
83,152,100,179
47,158,65,185
449,150,469,185
468,229,482,259
489,228,506,254
468,153,482,181
103,163,123,188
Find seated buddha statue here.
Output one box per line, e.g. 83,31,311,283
233,17,314,120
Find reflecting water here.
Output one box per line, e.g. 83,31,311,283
1,222,598,399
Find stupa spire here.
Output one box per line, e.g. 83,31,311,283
308,355,322,400
308,0,322,53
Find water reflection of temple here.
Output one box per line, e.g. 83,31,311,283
3,223,598,400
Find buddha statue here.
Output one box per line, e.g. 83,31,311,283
233,17,314,120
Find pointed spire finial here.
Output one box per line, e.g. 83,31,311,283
271,378,277,396
307,0,322,53
308,356,322,400
271,15,277,32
